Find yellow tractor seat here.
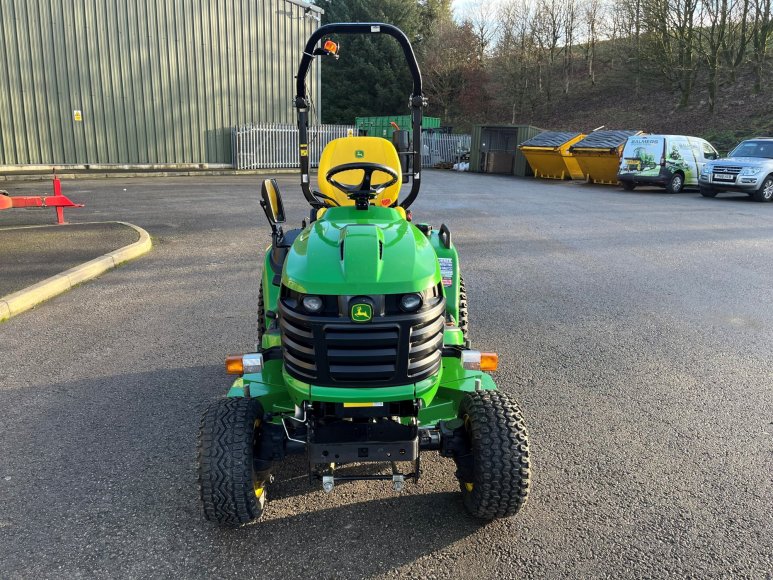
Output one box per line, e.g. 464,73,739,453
317,136,402,207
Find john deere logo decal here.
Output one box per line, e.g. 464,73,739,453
351,303,372,322
355,150,365,159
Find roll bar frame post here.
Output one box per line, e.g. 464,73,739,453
294,23,425,209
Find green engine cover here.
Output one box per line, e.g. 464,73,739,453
282,206,442,295
232,205,486,425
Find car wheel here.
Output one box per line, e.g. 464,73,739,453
700,187,718,198
752,176,773,202
666,173,684,194
622,182,636,191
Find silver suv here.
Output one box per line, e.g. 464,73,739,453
699,138,773,202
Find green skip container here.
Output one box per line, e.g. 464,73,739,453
355,115,441,138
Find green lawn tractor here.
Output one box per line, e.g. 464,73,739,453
197,23,531,526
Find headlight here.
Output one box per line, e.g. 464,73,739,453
302,295,324,313
399,293,422,312
701,165,711,175
739,167,762,176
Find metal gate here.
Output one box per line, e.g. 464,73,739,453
233,124,471,170
232,123,356,169
422,133,471,167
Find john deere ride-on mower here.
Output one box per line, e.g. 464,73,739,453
197,23,531,525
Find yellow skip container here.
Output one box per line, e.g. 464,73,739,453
570,130,644,185
518,131,586,180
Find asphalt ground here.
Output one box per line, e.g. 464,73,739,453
0,172,771,578
0,223,139,296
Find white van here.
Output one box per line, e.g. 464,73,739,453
617,135,719,193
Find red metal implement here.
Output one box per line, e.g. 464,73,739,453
0,177,83,224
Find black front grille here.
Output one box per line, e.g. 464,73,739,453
279,310,317,382
277,287,445,387
713,165,742,175
325,324,400,382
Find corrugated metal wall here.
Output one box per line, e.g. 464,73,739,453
0,0,320,166
470,125,541,176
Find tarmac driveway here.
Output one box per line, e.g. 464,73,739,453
0,172,771,578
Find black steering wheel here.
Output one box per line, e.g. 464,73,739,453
325,162,400,199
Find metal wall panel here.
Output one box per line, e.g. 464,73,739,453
0,0,320,166
469,125,542,176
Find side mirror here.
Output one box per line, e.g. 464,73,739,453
260,179,286,226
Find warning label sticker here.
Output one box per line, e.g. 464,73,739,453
438,257,453,286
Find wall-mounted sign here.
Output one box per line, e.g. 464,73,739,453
73,110,83,122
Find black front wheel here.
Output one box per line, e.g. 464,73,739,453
456,391,531,520
700,186,718,198
752,176,773,202
622,181,636,191
197,397,269,526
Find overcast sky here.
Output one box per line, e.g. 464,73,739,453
452,0,504,20
452,0,475,15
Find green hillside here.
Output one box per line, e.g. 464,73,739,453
314,0,773,154
502,42,773,154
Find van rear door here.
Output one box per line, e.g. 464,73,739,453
620,136,664,178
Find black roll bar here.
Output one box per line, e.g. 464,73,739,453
294,23,425,210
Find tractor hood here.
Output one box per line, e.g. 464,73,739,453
282,206,441,295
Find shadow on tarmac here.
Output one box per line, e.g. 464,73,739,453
0,363,484,578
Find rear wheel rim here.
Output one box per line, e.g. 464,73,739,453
672,176,682,191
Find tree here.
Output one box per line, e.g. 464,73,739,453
532,0,565,102
315,0,421,124
563,0,577,94
642,0,699,108
495,0,540,119
611,0,643,95
466,1,500,61
422,19,490,128
720,0,750,81
417,0,453,44
749,0,772,92
697,0,731,112
311,0,773,127
581,0,606,86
